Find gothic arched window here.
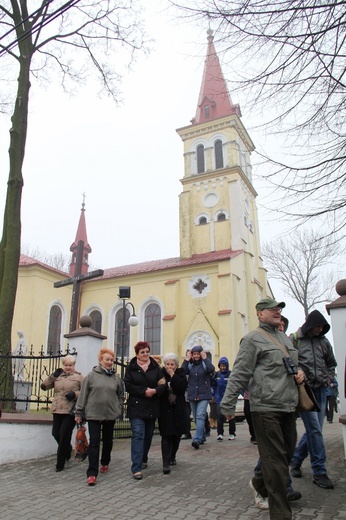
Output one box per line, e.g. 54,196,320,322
47,305,62,355
114,307,130,359
90,310,102,334
144,303,161,355
215,139,224,169
197,144,205,174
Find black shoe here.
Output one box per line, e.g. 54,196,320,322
287,488,302,501
191,440,200,449
163,466,171,474
313,474,334,489
55,467,64,472
181,434,192,439
291,465,302,478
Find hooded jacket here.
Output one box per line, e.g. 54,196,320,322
75,365,124,421
181,356,215,401
212,357,231,404
290,310,336,388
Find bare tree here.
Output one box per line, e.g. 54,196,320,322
0,0,149,357
21,244,71,272
262,230,341,318
170,1,346,231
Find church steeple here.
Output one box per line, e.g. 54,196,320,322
69,196,91,276
191,29,241,125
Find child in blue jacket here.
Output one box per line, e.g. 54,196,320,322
212,357,236,440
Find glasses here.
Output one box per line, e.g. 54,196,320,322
264,307,282,313
139,350,150,354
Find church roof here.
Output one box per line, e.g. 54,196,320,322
192,29,241,125
19,254,67,276
100,249,243,280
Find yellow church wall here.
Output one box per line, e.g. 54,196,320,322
12,266,71,352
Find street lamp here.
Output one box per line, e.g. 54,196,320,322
118,286,138,377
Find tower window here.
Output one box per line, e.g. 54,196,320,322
205,105,210,118
215,139,224,169
217,213,226,222
197,144,205,174
199,216,207,225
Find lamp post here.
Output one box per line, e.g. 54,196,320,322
118,286,138,378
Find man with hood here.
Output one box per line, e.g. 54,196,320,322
212,357,236,441
290,310,337,489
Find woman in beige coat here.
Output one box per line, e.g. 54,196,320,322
41,355,84,472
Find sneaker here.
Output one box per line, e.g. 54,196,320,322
313,474,334,489
228,434,235,440
87,476,96,486
287,488,302,501
100,465,109,473
133,472,143,480
191,440,200,449
291,464,302,478
217,434,223,441
249,479,269,510
181,433,192,439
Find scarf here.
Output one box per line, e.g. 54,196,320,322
137,359,150,372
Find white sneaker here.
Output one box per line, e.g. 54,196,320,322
217,434,223,441
249,479,269,510
228,434,235,440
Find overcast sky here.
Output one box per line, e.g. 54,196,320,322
0,0,340,334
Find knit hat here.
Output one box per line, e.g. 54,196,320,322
191,345,203,353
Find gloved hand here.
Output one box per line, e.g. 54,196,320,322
65,391,76,401
53,368,63,378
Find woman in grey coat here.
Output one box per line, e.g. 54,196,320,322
75,348,124,486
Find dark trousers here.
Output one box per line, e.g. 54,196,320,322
87,420,115,477
216,403,235,435
251,412,297,520
161,434,180,466
244,399,256,441
326,395,336,422
52,413,75,470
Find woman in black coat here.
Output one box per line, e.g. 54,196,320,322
124,341,166,480
158,353,188,474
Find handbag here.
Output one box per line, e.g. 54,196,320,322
167,383,177,405
297,382,320,412
75,424,89,462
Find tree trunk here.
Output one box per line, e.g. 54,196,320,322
0,24,33,404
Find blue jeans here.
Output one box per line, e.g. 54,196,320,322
130,418,156,474
190,400,209,444
291,386,327,475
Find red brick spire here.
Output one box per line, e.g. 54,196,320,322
191,29,241,125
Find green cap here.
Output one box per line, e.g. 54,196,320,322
256,298,286,312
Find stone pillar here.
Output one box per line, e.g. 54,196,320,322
64,315,107,377
326,279,346,457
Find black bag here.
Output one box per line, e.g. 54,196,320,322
167,384,177,405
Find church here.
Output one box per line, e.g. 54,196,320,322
12,30,272,366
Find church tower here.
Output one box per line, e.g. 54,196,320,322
69,198,91,276
177,30,261,266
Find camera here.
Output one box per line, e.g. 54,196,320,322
283,356,298,376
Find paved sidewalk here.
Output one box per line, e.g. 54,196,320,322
1,417,345,520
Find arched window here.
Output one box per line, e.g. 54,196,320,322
205,105,210,118
47,305,62,355
215,139,224,169
144,304,161,355
114,307,130,359
217,213,226,222
199,216,207,225
89,310,102,334
197,144,205,174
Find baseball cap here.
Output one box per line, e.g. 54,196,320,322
256,298,286,312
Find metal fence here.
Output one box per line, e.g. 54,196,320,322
0,346,134,438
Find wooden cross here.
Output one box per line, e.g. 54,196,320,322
54,240,104,332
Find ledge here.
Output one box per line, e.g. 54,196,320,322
0,412,52,425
